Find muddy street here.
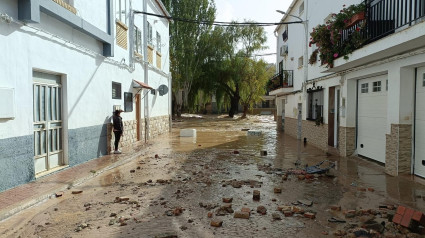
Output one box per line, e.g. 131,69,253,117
1,115,425,238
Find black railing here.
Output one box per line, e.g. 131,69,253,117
340,0,425,49
268,70,294,91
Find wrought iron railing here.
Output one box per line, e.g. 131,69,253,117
340,0,425,50
268,70,294,92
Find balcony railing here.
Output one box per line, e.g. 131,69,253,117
268,70,294,92
340,0,425,49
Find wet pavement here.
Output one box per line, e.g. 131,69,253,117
1,114,425,238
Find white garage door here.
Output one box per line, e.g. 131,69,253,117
415,67,425,177
357,75,388,163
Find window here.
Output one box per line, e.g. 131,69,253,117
307,90,324,121
124,92,133,112
282,29,288,42
134,26,142,54
112,82,122,99
299,2,304,15
373,81,381,92
147,22,153,46
116,0,127,25
423,73,425,87
298,56,304,68
361,83,368,93
156,32,161,53
278,61,283,74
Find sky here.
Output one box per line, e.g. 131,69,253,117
214,0,292,64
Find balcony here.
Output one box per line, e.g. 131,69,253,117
268,70,294,96
330,0,425,72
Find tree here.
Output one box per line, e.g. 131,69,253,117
239,59,273,118
199,24,268,117
162,0,216,117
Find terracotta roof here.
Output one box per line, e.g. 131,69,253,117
133,80,153,90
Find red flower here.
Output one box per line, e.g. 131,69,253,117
333,53,339,58
356,27,360,32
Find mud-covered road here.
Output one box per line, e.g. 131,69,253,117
1,115,425,238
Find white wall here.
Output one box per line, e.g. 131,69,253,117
0,0,171,139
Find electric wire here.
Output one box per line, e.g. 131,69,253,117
133,11,303,27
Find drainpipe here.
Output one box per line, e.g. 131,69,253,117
169,73,172,132
143,0,150,142
303,0,309,106
129,0,134,70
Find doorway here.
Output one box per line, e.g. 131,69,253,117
33,71,64,175
136,94,141,141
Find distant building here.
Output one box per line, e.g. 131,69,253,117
0,0,171,191
272,0,425,177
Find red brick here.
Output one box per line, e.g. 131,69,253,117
396,206,406,215
400,208,414,228
412,211,425,225
304,212,316,219
392,214,402,224
241,207,251,214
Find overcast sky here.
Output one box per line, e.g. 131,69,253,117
214,0,292,64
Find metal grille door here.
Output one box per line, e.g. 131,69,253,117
33,72,63,175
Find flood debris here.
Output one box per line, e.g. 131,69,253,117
71,190,83,194
257,206,267,215
253,190,261,201
210,219,223,227
234,211,250,219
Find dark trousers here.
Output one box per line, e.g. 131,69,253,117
114,131,122,150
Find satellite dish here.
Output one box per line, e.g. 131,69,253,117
158,84,169,96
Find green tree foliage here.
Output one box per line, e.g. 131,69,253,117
240,60,274,118
162,0,216,116
199,23,268,117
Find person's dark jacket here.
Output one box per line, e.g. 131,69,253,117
112,114,123,132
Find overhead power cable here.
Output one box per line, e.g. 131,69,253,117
133,11,303,27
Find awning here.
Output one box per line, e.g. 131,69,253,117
133,80,153,90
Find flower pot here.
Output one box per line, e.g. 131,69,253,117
346,12,365,28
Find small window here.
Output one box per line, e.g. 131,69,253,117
298,56,304,68
373,81,381,92
361,83,368,93
124,92,133,112
386,79,388,91
423,73,425,87
112,82,122,99
282,29,288,42
134,26,142,54
156,32,161,53
299,2,304,15
147,22,153,46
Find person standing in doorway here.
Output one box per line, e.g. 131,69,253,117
112,109,124,154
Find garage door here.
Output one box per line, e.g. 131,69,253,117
357,75,388,163
415,67,425,177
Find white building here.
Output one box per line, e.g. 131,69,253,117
272,0,425,177
0,0,172,192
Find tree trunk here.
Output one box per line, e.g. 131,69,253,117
242,105,248,119
228,95,240,118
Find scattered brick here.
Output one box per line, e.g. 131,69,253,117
357,187,367,192
241,207,251,214
274,188,282,194
284,211,293,217
396,206,406,215
392,214,402,224
234,211,250,219
400,208,414,228
257,206,267,215
368,188,375,192
330,205,341,211
298,175,305,180
207,212,213,218
253,190,260,201
304,212,316,219
72,191,83,194
222,197,233,203
210,219,223,227
412,211,425,226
